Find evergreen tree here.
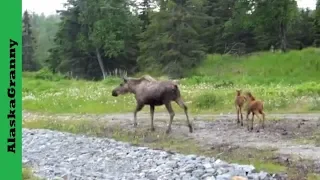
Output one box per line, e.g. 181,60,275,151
252,0,299,52
22,10,38,71
202,0,236,53
138,0,208,78
47,0,141,79
290,8,315,49
313,0,320,47
138,0,153,31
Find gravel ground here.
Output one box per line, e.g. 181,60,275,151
23,128,286,180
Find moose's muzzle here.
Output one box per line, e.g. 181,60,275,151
112,90,118,97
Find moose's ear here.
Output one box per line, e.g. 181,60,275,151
123,76,128,83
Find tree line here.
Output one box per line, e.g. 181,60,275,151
23,0,320,79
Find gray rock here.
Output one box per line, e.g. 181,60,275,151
216,168,229,175
166,161,178,168
189,176,199,180
191,169,205,177
22,128,274,180
186,154,197,160
201,173,214,179
182,174,192,180
52,177,64,180
181,164,196,172
206,167,216,173
204,176,216,180
236,164,256,174
247,173,260,180
258,171,270,180
203,163,213,169
216,173,232,180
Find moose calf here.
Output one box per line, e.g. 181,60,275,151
244,91,265,132
234,89,246,126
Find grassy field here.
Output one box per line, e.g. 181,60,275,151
23,48,320,114
22,48,320,180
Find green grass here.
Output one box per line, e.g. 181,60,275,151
308,173,320,180
190,47,320,85
22,76,320,114
22,48,320,115
22,48,320,179
23,167,42,180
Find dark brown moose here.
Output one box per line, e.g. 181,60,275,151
111,75,193,134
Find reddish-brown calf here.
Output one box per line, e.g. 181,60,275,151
234,89,246,126
244,92,265,132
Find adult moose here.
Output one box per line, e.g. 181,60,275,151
111,75,193,134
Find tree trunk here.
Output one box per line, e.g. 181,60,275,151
95,48,106,79
279,21,287,53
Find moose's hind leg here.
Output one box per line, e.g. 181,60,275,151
175,98,193,133
165,102,175,134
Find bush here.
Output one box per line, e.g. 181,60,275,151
23,68,67,81
194,92,223,109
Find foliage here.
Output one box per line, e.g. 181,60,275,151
192,47,320,84
23,48,320,113
22,10,39,71
137,0,208,78
45,0,141,80
314,0,320,47
23,67,67,81
24,0,320,79
251,0,299,52
29,13,60,67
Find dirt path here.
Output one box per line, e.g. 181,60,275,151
23,111,320,170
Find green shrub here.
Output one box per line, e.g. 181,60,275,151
194,92,223,109
23,68,67,81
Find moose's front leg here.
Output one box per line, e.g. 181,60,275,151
150,105,155,131
133,103,144,127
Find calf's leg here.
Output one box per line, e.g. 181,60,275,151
251,112,255,131
254,110,261,132
240,106,244,126
236,106,240,124
175,98,193,133
260,110,265,129
246,111,250,131
165,102,175,134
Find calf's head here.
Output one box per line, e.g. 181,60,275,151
112,77,131,97
236,89,242,96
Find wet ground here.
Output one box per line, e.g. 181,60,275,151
23,111,320,174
